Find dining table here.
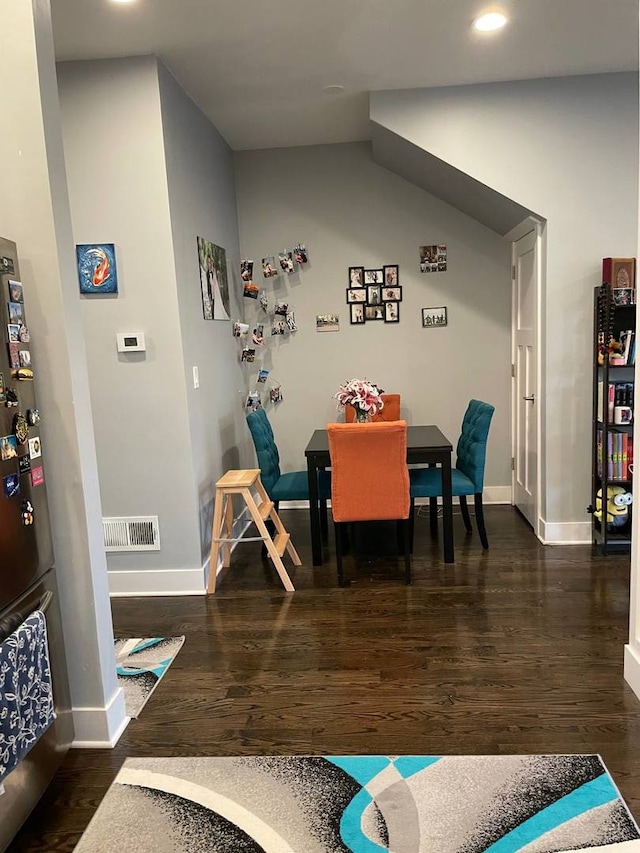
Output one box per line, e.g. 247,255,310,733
304,424,454,566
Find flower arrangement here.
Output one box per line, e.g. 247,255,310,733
335,379,384,422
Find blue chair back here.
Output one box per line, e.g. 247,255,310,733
456,400,495,492
246,410,281,495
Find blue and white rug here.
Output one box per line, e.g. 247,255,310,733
114,637,185,719
74,754,640,851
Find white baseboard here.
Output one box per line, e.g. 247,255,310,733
71,686,129,748
109,509,252,597
538,519,592,545
624,644,640,702
280,485,512,510
108,567,205,597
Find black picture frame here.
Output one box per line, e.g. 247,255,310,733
364,269,383,285
367,285,382,306
422,306,447,327
383,265,399,286
384,302,400,323
350,303,366,325
346,287,367,304
382,285,402,302
364,305,384,321
348,266,365,287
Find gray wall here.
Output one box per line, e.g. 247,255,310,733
158,63,250,562
57,57,202,574
1,0,123,742
235,142,512,493
371,73,639,527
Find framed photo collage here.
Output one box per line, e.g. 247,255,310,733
346,265,401,325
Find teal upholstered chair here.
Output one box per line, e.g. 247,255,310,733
246,409,330,534
410,400,495,549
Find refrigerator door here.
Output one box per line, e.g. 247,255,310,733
0,237,53,612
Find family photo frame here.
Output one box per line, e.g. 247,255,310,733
422,306,447,327
345,263,401,325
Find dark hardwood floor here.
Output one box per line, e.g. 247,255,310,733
8,506,640,851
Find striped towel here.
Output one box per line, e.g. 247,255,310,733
0,610,56,783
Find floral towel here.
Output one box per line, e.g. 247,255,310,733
0,610,55,784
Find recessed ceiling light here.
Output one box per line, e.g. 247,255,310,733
323,85,345,95
111,0,137,4
473,12,507,32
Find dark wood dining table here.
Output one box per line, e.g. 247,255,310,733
304,424,454,566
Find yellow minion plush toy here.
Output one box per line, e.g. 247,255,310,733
594,485,632,528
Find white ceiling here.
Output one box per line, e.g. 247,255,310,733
51,0,638,151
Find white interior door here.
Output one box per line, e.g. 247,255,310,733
512,229,538,528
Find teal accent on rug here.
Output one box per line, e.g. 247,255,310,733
114,636,184,719
73,754,640,853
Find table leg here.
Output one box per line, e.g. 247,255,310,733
441,454,454,563
307,457,323,566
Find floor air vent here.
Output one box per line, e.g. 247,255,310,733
103,516,160,552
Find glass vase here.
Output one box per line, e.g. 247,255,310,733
355,407,370,423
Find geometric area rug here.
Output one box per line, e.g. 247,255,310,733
73,754,640,852
114,637,185,719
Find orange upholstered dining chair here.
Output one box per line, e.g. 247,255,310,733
327,420,411,586
345,393,401,423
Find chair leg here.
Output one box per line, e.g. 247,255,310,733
403,518,412,585
320,499,329,542
334,521,345,586
429,497,438,536
409,498,415,554
460,496,473,533
474,493,489,550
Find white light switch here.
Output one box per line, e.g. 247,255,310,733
193,366,200,389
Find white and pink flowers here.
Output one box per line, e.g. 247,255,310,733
334,379,385,420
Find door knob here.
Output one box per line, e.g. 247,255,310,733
523,394,535,402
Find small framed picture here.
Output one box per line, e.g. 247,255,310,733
382,286,402,302
364,269,383,285
383,265,399,286
384,302,400,323
422,306,447,327
350,303,365,325
367,285,382,306
364,305,384,321
349,266,364,287
76,243,118,294
347,287,366,303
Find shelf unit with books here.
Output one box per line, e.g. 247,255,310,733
589,280,636,553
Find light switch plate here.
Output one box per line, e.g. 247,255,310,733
193,366,199,389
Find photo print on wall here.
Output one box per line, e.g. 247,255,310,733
243,281,260,300
76,243,118,295
419,244,447,274
422,306,448,327
294,244,308,265
350,304,365,325
317,314,340,332
349,266,364,287
241,259,254,281
278,251,295,273
262,257,278,278
197,237,230,320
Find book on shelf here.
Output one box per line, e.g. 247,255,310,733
620,330,635,364
597,380,634,422
597,426,633,481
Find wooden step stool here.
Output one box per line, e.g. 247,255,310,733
207,469,302,594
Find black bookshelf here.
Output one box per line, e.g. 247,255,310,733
589,284,636,553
